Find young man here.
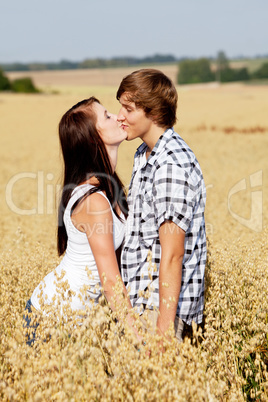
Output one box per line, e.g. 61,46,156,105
117,69,206,342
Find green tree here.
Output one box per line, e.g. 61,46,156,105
178,58,214,84
235,67,249,81
216,51,229,81
215,51,249,82
220,67,249,82
217,50,229,69
253,62,268,79
220,67,235,82
11,77,39,93
0,69,11,91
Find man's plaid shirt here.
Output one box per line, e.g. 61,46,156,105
121,128,207,325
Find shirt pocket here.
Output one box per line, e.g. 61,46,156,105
139,192,158,248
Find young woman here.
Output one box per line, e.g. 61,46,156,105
24,97,135,343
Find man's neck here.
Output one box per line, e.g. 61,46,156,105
142,125,166,158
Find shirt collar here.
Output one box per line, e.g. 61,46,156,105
135,128,174,166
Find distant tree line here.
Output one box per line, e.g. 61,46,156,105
178,51,268,84
0,54,178,72
1,52,268,91
0,69,39,93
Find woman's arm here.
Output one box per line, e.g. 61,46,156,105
72,193,139,336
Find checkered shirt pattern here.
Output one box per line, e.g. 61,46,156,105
121,128,207,325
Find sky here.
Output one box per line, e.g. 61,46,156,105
1,0,268,63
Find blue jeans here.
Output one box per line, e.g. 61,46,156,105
23,299,39,346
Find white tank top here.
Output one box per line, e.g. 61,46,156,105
31,184,125,312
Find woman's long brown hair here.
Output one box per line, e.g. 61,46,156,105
57,97,127,256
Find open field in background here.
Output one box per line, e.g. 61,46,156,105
6,65,178,90
1,69,268,400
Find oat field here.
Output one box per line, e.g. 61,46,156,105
1,68,268,400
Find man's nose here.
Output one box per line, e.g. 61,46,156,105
117,108,125,122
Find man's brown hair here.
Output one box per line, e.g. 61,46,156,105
116,68,177,128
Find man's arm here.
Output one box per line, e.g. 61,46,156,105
157,220,185,337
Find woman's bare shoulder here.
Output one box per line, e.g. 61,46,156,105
72,191,111,221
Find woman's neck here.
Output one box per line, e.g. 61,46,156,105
106,145,118,173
